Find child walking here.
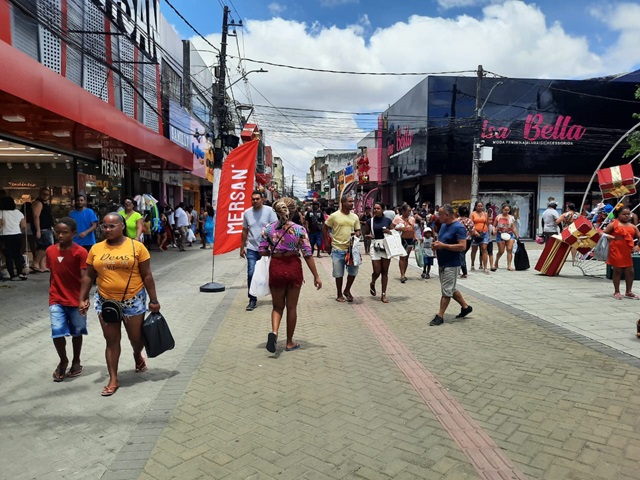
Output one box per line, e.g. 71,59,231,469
46,217,89,382
422,227,435,279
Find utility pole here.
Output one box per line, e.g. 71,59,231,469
291,175,295,198
470,65,483,207
212,6,230,168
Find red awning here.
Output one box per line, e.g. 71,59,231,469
0,40,192,169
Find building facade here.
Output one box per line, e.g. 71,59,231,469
375,73,640,237
0,0,211,218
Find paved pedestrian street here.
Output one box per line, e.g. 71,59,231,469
2,247,640,479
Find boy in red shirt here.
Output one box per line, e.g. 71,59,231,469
46,217,88,382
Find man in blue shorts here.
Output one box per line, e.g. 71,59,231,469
430,204,472,326
304,201,325,258
46,217,88,381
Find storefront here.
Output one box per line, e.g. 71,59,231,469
376,74,640,237
0,0,193,222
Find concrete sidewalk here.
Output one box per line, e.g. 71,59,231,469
137,252,640,480
2,243,640,479
0,246,245,480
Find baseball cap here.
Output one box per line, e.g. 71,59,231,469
548,201,558,208
423,227,432,232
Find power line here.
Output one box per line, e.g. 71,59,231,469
162,0,220,54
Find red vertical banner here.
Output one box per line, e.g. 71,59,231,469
213,140,259,255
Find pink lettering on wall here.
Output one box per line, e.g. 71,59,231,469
523,114,586,141
480,120,511,139
480,114,586,142
387,126,413,156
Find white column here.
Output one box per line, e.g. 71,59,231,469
435,175,443,206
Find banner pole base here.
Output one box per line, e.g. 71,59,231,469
200,282,225,293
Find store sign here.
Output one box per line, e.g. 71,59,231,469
91,0,159,61
7,181,37,188
386,125,414,158
168,99,191,150
481,115,587,143
191,117,207,179
164,170,183,186
101,142,126,178
140,170,160,182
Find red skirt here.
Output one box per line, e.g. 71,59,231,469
269,255,303,289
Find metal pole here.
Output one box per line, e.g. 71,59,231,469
470,65,483,207
200,6,230,294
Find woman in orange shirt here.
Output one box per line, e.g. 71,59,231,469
603,206,640,300
470,201,490,274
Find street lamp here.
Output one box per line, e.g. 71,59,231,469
226,69,267,90
470,81,503,206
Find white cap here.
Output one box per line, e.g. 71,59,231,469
424,227,432,232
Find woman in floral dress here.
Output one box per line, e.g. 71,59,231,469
259,197,322,354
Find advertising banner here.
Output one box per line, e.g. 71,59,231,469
213,140,259,255
190,117,207,179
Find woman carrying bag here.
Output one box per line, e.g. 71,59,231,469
367,202,393,303
259,198,321,354
79,213,160,396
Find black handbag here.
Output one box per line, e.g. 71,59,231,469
101,239,136,323
514,240,530,271
142,312,175,357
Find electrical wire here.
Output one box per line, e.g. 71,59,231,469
11,0,200,139
162,0,220,54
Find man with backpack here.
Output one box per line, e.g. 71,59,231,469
305,201,325,258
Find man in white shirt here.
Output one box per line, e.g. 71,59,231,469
174,202,190,251
240,191,277,311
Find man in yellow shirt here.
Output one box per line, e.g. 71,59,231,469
323,195,360,302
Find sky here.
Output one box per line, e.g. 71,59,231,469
161,0,640,197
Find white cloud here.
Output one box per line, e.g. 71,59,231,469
267,2,286,16
191,0,640,175
590,2,640,72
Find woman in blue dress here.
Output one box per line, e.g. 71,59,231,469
202,205,214,248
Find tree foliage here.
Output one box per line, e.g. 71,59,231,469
624,85,640,158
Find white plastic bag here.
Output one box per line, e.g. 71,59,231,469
383,230,407,258
249,257,271,297
187,229,196,243
350,236,363,266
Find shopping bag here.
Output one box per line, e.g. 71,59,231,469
592,235,610,261
514,240,530,271
187,229,196,243
414,243,425,268
249,256,271,297
142,312,175,358
348,236,363,266
383,230,407,258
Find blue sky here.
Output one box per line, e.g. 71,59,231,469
160,0,640,183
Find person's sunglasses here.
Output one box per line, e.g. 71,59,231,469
100,224,121,230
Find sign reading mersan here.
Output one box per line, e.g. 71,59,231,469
101,142,126,178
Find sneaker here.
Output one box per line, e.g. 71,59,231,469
246,300,257,311
455,305,473,318
429,315,444,326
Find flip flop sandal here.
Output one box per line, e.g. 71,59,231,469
52,365,66,382
135,358,148,373
381,294,389,304
625,293,639,300
336,296,346,303
613,293,623,300
344,293,354,302
266,332,277,353
101,385,119,397
67,365,83,378
285,344,301,352
369,283,376,296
